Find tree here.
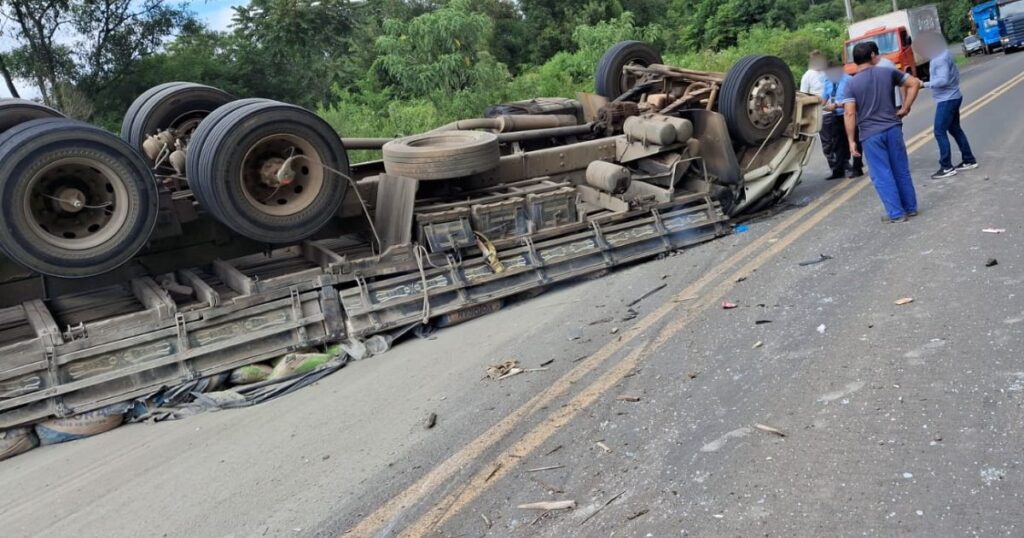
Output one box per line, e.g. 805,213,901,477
230,0,357,107
372,0,509,97
1,0,193,116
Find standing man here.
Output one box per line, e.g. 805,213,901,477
821,60,863,179
843,42,925,223
922,34,978,178
869,42,905,108
800,50,827,99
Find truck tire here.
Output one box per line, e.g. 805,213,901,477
595,41,663,100
382,131,500,180
0,99,63,134
121,82,234,156
719,55,795,146
187,100,348,243
0,118,159,278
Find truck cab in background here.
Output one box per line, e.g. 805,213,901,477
972,1,1002,53
999,0,1024,52
843,4,942,81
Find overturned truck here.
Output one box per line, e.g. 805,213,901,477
0,42,819,432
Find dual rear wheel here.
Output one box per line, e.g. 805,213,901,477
0,84,349,278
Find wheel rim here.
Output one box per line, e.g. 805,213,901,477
619,57,652,95
239,133,325,217
746,73,785,130
24,158,130,251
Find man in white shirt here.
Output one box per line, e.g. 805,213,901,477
799,50,827,99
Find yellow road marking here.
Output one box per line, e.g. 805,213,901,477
347,65,1024,538
345,176,855,538
904,69,1024,152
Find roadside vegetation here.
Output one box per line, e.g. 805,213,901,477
0,0,974,137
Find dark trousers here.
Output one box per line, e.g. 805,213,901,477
934,98,976,169
820,114,863,175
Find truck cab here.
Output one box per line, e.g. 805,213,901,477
972,0,1002,52
844,27,918,76
999,0,1024,52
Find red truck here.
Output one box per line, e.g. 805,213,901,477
844,4,942,81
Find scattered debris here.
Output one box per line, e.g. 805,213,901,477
526,465,564,473
518,500,576,511
621,308,639,321
616,395,641,402
424,412,437,430
894,297,914,306
626,509,650,521
610,327,619,334
755,319,772,325
480,514,492,529
229,364,273,385
627,284,668,307
544,445,563,456
487,360,520,380
721,301,738,309
736,276,748,282
687,371,700,379
734,224,749,233
580,490,627,525
816,324,827,334
484,463,502,482
539,358,555,367
985,258,999,267
798,254,833,266
754,423,786,437
753,341,763,349
673,295,699,303
982,228,1006,234
596,441,612,453
588,317,614,325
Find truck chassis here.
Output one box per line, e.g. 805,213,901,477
0,43,820,432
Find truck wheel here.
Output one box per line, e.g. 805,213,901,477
0,119,159,278
719,55,795,146
0,99,63,134
382,131,500,180
187,100,348,244
121,82,234,159
595,41,663,100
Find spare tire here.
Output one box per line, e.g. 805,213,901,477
187,100,348,243
719,55,795,146
595,41,663,100
0,118,159,278
0,99,64,134
382,131,499,180
120,82,234,157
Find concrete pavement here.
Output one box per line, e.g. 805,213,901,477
0,50,1022,538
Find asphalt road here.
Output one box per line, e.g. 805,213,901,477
1,51,1022,538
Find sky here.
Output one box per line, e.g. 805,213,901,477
0,0,246,99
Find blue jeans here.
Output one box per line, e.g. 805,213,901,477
862,126,917,219
934,98,976,169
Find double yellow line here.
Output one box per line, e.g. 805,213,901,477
347,67,1024,538
905,68,1024,153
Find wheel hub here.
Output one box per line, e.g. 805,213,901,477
25,158,129,251
747,74,784,130
240,134,324,217
53,187,87,213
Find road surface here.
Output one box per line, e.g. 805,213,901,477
1,51,1022,538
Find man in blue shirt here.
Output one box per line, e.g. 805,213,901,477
922,35,978,178
843,42,925,223
820,59,863,179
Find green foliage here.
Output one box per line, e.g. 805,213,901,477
372,0,509,96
